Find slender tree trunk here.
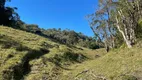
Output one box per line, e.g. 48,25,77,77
105,40,109,52
116,17,132,48
107,7,115,48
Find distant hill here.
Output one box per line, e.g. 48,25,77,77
18,24,102,49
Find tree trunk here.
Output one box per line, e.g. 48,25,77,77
104,40,110,52
116,17,132,48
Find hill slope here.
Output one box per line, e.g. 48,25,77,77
0,26,142,80
0,26,94,80
62,48,142,80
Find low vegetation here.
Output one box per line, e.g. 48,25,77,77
0,26,91,80
64,47,142,80
1,0,142,80
0,26,142,80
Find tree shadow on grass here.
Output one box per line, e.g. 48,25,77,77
46,52,88,71
0,34,89,79
0,34,50,80
12,48,49,80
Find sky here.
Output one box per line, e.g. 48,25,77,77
6,0,98,36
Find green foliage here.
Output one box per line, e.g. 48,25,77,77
88,42,100,49
21,24,41,33
88,0,142,49
48,51,87,66
0,0,20,27
136,19,142,39
114,30,124,48
41,28,99,49
121,75,137,80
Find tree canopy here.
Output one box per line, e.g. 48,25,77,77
0,0,20,27
88,0,142,50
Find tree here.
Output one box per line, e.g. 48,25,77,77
115,0,142,48
88,0,142,49
87,0,116,51
0,0,20,27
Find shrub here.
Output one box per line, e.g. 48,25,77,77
48,51,87,66
121,75,137,80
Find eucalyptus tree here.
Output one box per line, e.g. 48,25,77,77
115,0,142,48
87,0,116,51
88,0,142,49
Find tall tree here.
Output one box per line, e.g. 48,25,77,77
87,0,116,51
88,0,142,49
0,0,20,27
115,0,142,48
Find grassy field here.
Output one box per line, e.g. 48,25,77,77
0,26,93,80
0,26,142,80
61,48,142,80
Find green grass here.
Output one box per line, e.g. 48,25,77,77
0,26,88,80
0,26,142,80
60,48,142,80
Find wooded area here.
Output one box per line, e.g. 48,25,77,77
87,0,142,51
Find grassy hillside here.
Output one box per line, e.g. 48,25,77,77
62,48,142,80
0,26,92,80
0,26,142,80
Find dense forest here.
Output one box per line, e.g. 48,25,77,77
1,0,142,80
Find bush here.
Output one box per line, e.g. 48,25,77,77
136,19,142,38
88,42,101,49
89,44,100,49
121,75,137,80
48,51,87,66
